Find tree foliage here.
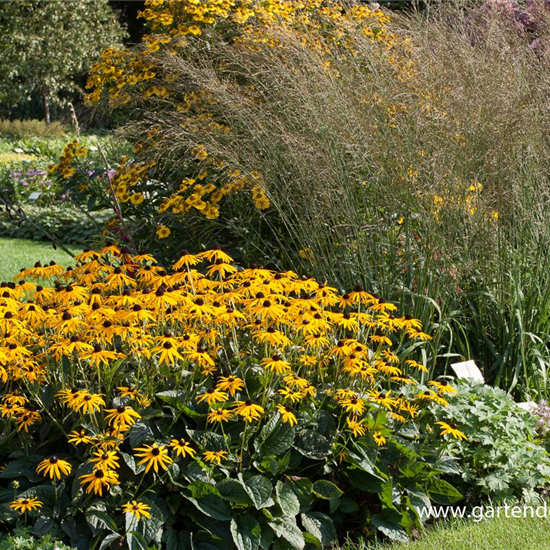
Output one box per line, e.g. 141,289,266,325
0,0,126,122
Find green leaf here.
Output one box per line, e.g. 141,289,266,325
255,414,295,456
185,492,232,521
268,517,305,550
371,513,409,543
427,479,463,505
238,474,274,510
218,479,253,505
0,456,42,482
276,481,300,517
230,515,261,550
293,430,330,460
300,512,337,546
312,480,343,500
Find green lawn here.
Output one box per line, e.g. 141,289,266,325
0,237,78,281
340,516,550,550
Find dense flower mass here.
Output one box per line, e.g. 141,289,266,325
0,244,460,546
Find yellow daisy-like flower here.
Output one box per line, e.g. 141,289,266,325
169,438,197,458
68,429,95,446
122,500,151,521
90,449,120,471
216,376,245,397
196,387,228,405
36,456,72,480
79,468,120,495
10,497,43,513
134,443,173,473
104,405,141,431
435,421,467,441
156,225,171,239
276,404,297,426
234,400,264,423
207,408,234,424
203,450,228,464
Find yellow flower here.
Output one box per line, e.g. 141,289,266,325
435,421,467,441
80,468,120,495
156,225,171,239
207,408,234,423
134,443,173,473
169,438,197,458
196,387,229,405
36,456,72,480
122,501,151,521
104,405,141,431
203,450,228,464
130,192,145,205
346,416,367,438
276,404,297,426
216,376,244,397
10,497,43,514
234,400,264,422
90,449,120,471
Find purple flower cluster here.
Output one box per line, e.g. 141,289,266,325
9,168,53,188
531,400,550,435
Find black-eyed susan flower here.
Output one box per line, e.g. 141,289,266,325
36,456,72,480
169,438,197,458
346,416,367,438
234,400,264,422
276,404,297,426
122,501,151,521
68,429,95,446
216,376,244,397
203,450,228,464
134,443,173,473
79,468,120,495
9,497,42,513
261,355,291,374
435,421,467,441
90,449,120,471
373,432,386,446
104,405,141,431
428,380,458,396
207,408,234,424
196,387,228,405
74,392,105,414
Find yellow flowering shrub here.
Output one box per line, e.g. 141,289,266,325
0,244,463,547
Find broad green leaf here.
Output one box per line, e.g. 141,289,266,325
312,480,343,500
268,517,305,550
371,513,409,543
427,479,463,505
300,512,337,546
293,430,330,460
218,478,253,505
255,414,295,456
276,481,300,516
238,474,274,510
230,515,261,550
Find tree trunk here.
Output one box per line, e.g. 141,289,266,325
42,86,50,125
